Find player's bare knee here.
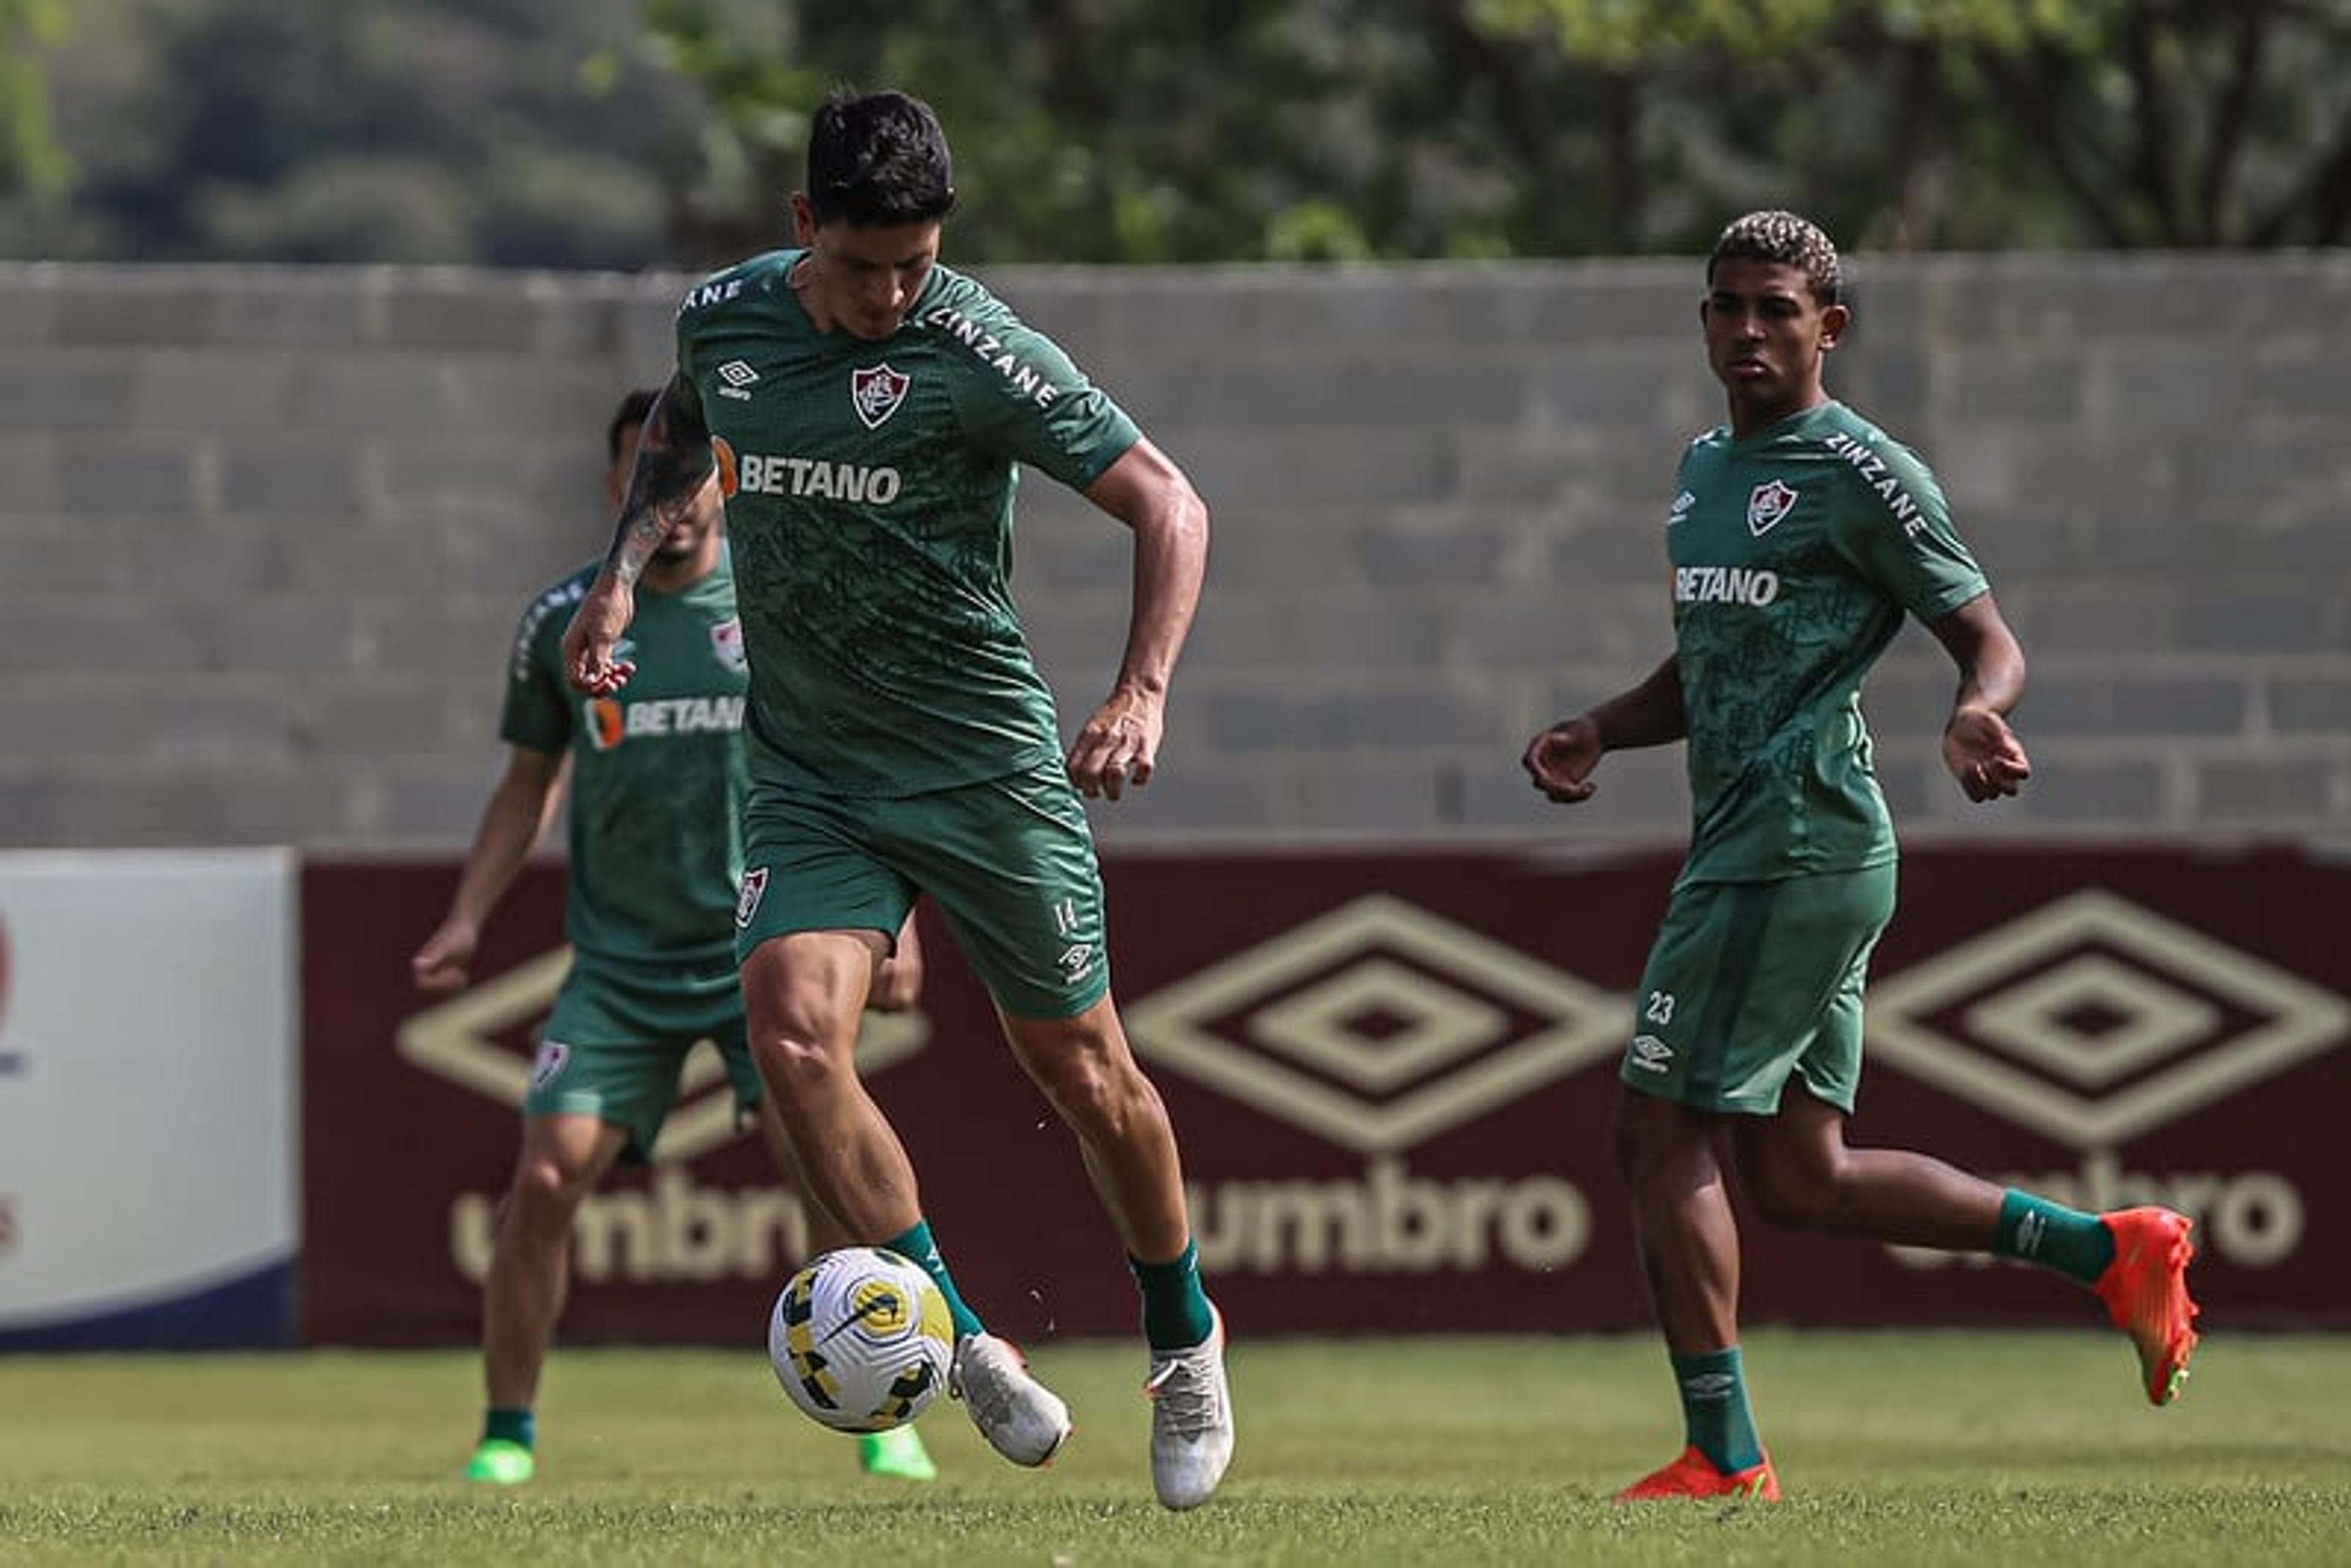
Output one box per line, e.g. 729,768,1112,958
1611,1092,1693,1185
504,1157,590,1231
1745,1155,1845,1229
1039,1052,1117,1122
750,1029,847,1097
1027,1043,1140,1138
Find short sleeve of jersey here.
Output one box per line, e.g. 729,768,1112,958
668,320,708,430
498,578,582,756
931,283,1139,490
1823,431,1987,623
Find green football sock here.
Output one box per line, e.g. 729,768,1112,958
1130,1239,1213,1352
880,1219,984,1338
1993,1189,2115,1286
1671,1347,1762,1474
482,1406,535,1450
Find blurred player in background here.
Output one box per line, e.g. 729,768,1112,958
411,389,936,1487
560,89,1234,1510
1522,211,2200,1502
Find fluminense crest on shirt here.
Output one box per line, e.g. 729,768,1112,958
1746,479,1799,536
711,617,746,673
851,363,912,429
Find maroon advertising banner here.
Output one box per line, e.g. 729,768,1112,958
301,842,2351,1346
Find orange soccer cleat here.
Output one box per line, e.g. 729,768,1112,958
1614,1445,1781,1504
2093,1206,2201,1406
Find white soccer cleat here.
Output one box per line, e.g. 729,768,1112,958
1144,1303,1234,1510
949,1332,1071,1468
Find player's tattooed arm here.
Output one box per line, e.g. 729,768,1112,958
562,371,714,695
602,371,717,587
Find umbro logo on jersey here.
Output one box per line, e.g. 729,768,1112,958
716,360,760,401
1747,479,1799,536
1667,490,1695,527
851,363,911,429
1629,1035,1674,1073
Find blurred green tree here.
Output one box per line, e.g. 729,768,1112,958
6,0,2347,264
0,0,70,202
1474,0,2351,249
1,0,708,264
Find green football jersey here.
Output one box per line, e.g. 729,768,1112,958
1665,400,1989,885
670,250,1141,795
501,546,749,968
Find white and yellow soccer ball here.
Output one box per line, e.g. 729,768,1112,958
768,1246,954,1434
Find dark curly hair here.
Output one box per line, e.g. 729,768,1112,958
1707,211,1843,306
805,88,958,227
606,388,659,463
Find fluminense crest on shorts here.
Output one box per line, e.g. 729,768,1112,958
529,1040,570,1091
1747,479,1799,536
735,866,769,929
851,363,911,430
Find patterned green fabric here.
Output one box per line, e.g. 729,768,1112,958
737,759,1109,1019
1663,400,1987,885
670,251,1140,796
500,548,748,966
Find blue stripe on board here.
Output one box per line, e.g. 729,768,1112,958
0,1258,295,1350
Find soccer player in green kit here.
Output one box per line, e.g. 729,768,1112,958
1522,211,2200,1502
560,91,1233,1510
414,389,936,1487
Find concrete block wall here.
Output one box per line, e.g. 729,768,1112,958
1,255,2345,850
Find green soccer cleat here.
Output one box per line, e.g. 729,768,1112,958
465,1438,536,1485
858,1424,938,1482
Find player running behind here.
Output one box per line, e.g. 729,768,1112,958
1522,211,2200,1502
413,389,936,1487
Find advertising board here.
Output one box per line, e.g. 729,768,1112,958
0,850,296,1348
299,843,2349,1344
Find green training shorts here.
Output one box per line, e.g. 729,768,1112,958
1619,862,1898,1116
528,953,760,1160
737,758,1111,1021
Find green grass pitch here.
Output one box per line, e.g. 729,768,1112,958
2,1330,2347,1565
